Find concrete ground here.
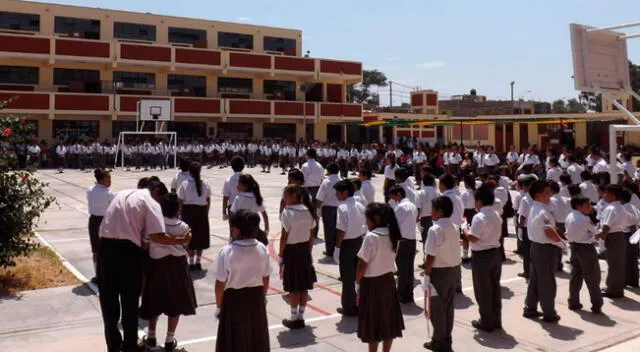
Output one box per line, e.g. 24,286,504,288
1,166,640,352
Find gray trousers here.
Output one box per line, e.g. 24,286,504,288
605,232,627,296
396,239,416,301
339,237,362,312
472,248,502,329
322,206,338,255
626,232,639,287
430,266,457,352
521,228,531,278
525,243,559,317
568,242,603,309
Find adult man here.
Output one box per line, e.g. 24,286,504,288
55,141,67,173
86,168,115,283
317,163,342,256
301,148,325,207
98,180,190,352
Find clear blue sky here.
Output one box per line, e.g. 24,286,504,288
32,0,640,105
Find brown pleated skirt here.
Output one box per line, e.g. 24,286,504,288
216,286,270,352
140,255,197,319
182,204,210,250
283,242,317,292
357,272,405,343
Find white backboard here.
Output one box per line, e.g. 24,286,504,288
138,99,172,121
570,23,631,93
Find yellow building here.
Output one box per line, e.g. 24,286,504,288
0,0,363,143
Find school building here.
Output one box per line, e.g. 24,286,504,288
0,0,362,143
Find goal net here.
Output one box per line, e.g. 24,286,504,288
114,131,177,170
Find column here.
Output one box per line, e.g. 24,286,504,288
514,123,521,150
39,118,52,143
315,122,326,142
527,124,539,148
253,121,263,139
575,121,587,147
488,124,496,147
296,121,304,141
253,78,264,100
100,117,112,141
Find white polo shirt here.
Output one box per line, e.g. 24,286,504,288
316,174,342,207
360,180,375,205
170,171,192,191
212,238,272,289
393,198,418,240
549,194,572,224
418,186,437,218
357,227,396,277
484,153,500,167
592,159,609,174
149,217,190,259
86,184,116,217
336,197,366,240
623,203,640,233
177,179,211,206
546,167,563,183
506,152,519,164
469,206,502,251
526,200,556,244
565,211,598,244
383,164,399,180
460,189,475,210
400,179,418,205
301,159,325,188
579,181,599,204
518,193,533,219
222,172,242,202
230,192,265,214
442,189,464,226
424,218,461,268
281,204,316,245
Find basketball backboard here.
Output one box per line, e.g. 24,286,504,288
138,99,172,121
570,23,631,93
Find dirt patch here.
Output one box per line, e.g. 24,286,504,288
0,246,81,295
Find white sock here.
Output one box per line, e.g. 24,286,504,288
93,262,98,276
298,305,306,320
290,307,298,320
165,331,175,343
196,255,202,264
147,329,156,338
188,256,194,265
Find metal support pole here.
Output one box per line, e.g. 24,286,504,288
603,94,640,125
609,125,617,182
620,33,640,39
587,22,640,32
389,81,393,108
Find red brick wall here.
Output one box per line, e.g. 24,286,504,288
229,52,271,69
175,48,221,66
174,98,220,113
55,39,110,58
426,93,437,106
0,93,49,109
274,56,314,72
320,60,362,75
121,43,171,62
55,94,108,110
229,100,270,115
0,34,49,54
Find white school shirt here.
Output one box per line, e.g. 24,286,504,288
592,159,609,174
316,174,342,207
394,198,418,240
357,227,396,277
413,151,427,163
301,159,325,188
230,192,265,214
383,164,399,180
600,201,628,233
27,145,41,154
424,218,461,268
469,206,502,251
518,193,533,219
559,154,570,169
360,180,375,205
281,204,316,245
149,217,190,259
400,179,418,204
336,197,366,240
579,181,599,204
56,145,67,157
494,186,509,206
460,189,475,210
546,167,563,183
513,190,523,214
442,189,464,227
549,194,572,224
473,153,486,167
506,152,519,164
527,201,556,244
484,153,500,167
222,172,242,202
86,184,116,216
565,211,598,244
567,163,584,185
212,239,272,289
418,186,437,218
171,171,192,191
448,153,462,165
619,161,635,177
623,203,640,233
177,179,211,206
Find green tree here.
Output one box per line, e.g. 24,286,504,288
551,99,566,113
0,101,54,268
566,98,586,113
580,60,640,112
579,91,602,112
349,69,388,103
470,88,477,96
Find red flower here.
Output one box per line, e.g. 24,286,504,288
2,128,10,136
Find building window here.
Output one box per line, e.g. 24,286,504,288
218,32,253,49
168,122,207,138
217,122,253,139
263,80,295,100
0,65,38,84
263,36,296,54
52,120,99,141
263,123,296,141
114,22,156,41
218,77,252,94
54,16,100,39
168,74,206,97
0,11,40,32
168,27,206,45
54,68,99,85
113,71,155,89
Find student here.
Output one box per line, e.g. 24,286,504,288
279,168,306,214
356,203,405,352
141,194,197,351
222,156,245,221
230,174,270,237
517,175,535,279
213,210,271,352
599,185,629,298
580,170,599,204
358,168,376,205
462,185,503,332
460,174,476,263
86,168,115,283
383,152,399,203
279,185,318,329
389,185,418,304
559,173,572,198
334,179,367,316
394,167,418,204
316,163,342,257
523,180,563,323
439,173,464,292
170,158,192,193
566,155,584,185
353,179,368,207
546,158,563,183
301,149,325,210
418,174,437,243
177,162,211,271
621,189,640,288
512,176,525,255
422,196,461,352
565,196,603,313
549,181,572,272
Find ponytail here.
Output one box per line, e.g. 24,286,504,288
284,184,317,222
189,162,203,197
252,179,264,206
385,205,402,251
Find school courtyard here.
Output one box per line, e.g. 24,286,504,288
1,167,640,352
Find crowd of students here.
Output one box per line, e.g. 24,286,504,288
85,140,640,352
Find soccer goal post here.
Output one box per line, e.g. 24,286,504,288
114,131,177,170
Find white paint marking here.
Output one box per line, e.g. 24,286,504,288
47,237,88,244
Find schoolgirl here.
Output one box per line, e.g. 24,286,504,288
460,174,477,263
383,152,399,203
279,184,318,329
177,162,211,271
230,174,270,237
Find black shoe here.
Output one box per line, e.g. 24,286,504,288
602,290,624,299
189,264,196,271
542,315,561,323
90,276,98,284
337,307,358,317
423,342,436,351
142,335,156,347
517,272,529,279
471,320,495,332
523,309,543,319
418,263,425,269
591,306,602,314
399,297,415,304
164,338,177,352
455,287,462,293
322,251,333,257
195,263,202,271
568,303,583,311
282,319,305,329
461,257,471,264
